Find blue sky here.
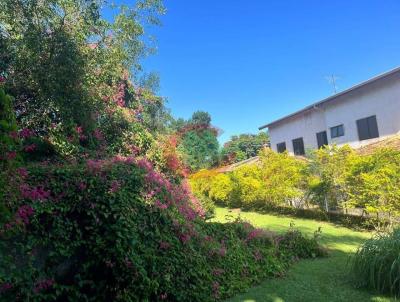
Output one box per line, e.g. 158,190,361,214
141,0,400,143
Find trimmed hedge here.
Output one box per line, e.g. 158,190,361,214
0,157,324,301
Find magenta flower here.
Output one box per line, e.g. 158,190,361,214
78,182,87,191
0,282,13,293
109,180,121,193
16,167,28,178
33,279,54,293
24,144,36,153
154,200,168,210
20,184,50,201
159,241,171,250
19,128,35,139
160,293,168,300
6,151,17,160
93,128,104,141
16,205,34,225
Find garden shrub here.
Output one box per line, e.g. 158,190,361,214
0,157,323,301
191,145,400,229
350,228,400,297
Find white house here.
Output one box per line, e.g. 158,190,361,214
259,67,400,155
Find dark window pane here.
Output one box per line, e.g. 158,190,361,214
357,115,379,140
292,138,305,155
277,142,286,153
330,125,344,138
367,116,379,139
316,131,328,148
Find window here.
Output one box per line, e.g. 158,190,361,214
357,115,379,141
316,131,328,148
277,142,286,153
330,124,344,138
292,137,305,155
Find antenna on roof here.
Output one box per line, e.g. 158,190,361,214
325,74,340,94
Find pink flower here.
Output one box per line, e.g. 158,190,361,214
154,200,168,210
179,233,191,244
159,241,171,250
33,279,54,293
160,293,168,300
0,76,5,83
20,184,50,201
246,228,264,242
109,180,121,193
16,167,28,178
6,151,17,160
93,128,104,141
0,282,12,293
76,126,83,134
9,131,18,140
78,182,87,191
136,158,153,171
19,128,35,139
87,159,103,172
24,144,36,153
16,205,34,225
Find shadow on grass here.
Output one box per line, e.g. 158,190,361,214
225,250,393,302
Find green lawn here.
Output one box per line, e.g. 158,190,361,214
212,207,393,302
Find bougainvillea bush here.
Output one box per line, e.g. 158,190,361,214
0,157,324,301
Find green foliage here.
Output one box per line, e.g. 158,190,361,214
351,228,400,297
0,0,167,158
221,132,270,164
191,145,400,229
0,160,322,301
307,145,355,210
345,148,400,220
178,128,219,171
191,148,306,209
0,89,18,169
190,111,212,126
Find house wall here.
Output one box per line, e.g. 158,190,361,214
268,72,400,154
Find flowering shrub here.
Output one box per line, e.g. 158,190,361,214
0,157,323,301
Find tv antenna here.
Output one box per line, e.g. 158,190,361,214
325,74,340,94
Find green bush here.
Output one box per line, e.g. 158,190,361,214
350,228,400,297
0,158,322,301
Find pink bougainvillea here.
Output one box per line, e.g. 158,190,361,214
33,279,54,293
159,241,171,250
109,180,121,193
19,128,35,139
24,144,37,153
6,151,17,160
20,184,50,201
16,167,29,178
16,205,34,225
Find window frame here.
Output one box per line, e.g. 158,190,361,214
276,142,286,153
316,131,328,148
292,137,305,156
330,124,344,138
356,115,379,141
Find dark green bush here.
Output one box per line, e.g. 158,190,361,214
350,228,400,297
0,158,323,301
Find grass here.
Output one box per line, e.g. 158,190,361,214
212,207,394,302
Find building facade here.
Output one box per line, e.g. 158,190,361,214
259,67,400,155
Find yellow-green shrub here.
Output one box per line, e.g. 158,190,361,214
208,173,233,205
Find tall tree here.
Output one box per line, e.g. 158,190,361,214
175,111,220,171
221,132,270,164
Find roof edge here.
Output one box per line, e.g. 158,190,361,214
259,66,400,130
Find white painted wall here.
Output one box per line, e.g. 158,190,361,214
268,72,400,155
